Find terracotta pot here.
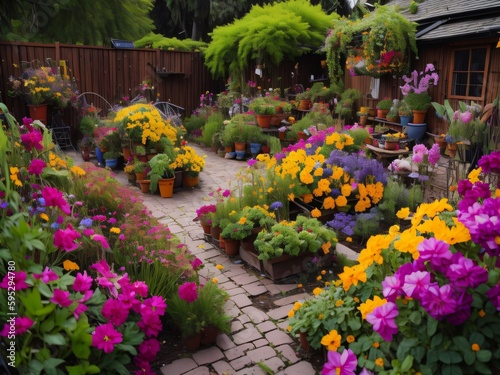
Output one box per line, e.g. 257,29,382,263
183,332,202,351
137,180,151,194
147,153,158,161
297,131,308,140
122,147,132,160
256,114,272,128
135,172,147,181
210,226,222,241
200,326,219,345
28,104,48,123
200,218,211,234
81,150,91,161
358,115,367,126
261,145,271,154
182,174,199,187
223,238,240,256
279,132,285,140
158,178,175,198
412,109,427,124
448,143,457,158
298,99,311,110
376,109,389,119
219,235,225,250
299,332,310,352
234,142,246,152
126,172,136,184
224,145,233,153
384,140,399,150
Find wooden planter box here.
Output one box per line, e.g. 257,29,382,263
239,246,264,273
262,252,315,281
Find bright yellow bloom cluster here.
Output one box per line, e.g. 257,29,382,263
70,166,86,176
115,103,177,145
9,167,22,187
49,152,67,169
174,146,206,175
321,329,342,351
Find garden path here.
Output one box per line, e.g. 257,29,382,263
67,145,359,375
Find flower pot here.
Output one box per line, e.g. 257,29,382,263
224,145,233,153
234,142,246,152
182,174,199,187
298,99,311,110
412,109,427,124
147,153,158,161
105,158,118,169
135,172,147,181
358,115,367,126
183,332,202,351
122,147,132,160
235,150,246,160
261,145,271,154
137,180,151,194
384,140,399,150
200,218,211,235
376,109,389,119
297,131,308,140
399,115,413,127
126,172,136,184
28,104,48,123
219,235,225,250
95,147,104,164
406,123,427,142
210,226,222,242
279,132,285,140
200,326,219,346
158,178,175,198
249,143,261,155
256,114,272,128
174,170,183,188
223,238,240,256
81,149,91,161
299,332,310,352
447,143,457,158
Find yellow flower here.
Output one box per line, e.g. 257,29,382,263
311,208,321,218
358,296,387,320
63,260,80,271
39,213,49,221
287,325,292,332
316,275,322,281
312,287,323,296
335,300,344,307
321,329,341,351
372,342,380,348
318,313,324,320
293,302,302,311
471,343,480,352
468,167,481,183
375,357,384,367
215,264,224,270
346,335,355,343
321,241,331,254
212,277,218,284
70,166,86,176
346,237,352,242
396,207,410,219
287,309,295,318
321,270,326,275
110,227,121,234
297,283,303,288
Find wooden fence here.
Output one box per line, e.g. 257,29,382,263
0,41,326,144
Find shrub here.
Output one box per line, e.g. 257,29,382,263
201,112,224,147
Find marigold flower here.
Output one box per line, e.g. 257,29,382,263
212,277,218,284
63,259,80,271
110,227,121,234
346,335,355,343
312,287,323,296
478,309,486,318
375,358,384,367
321,329,342,351
316,275,322,281
215,264,224,270
471,343,480,352
311,208,321,218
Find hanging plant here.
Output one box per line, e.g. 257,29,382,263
325,5,418,87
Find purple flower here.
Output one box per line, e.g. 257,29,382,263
420,283,457,320
461,111,473,123
366,302,399,341
446,290,473,325
416,238,452,272
178,282,198,303
446,252,488,289
33,267,58,284
322,349,357,375
382,275,402,302
270,201,283,210
247,159,257,167
402,271,431,298
487,285,500,310
428,143,441,166
478,151,500,174
20,129,44,151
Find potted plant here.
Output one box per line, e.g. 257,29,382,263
133,160,149,181
220,216,254,256
79,135,94,161
250,97,277,128
357,107,370,126
398,100,413,126
176,145,206,187
103,150,121,169
148,153,175,196
295,89,313,110
376,99,392,118
195,204,217,234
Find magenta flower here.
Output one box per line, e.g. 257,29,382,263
33,266,58,283
191,257,203,270
41,186,71,215
54,224,81,252
0,271,29,290
222,189,231,198
118,289,141,310
72,300,88,319
20,129,44,151
92,323,123,353
138,312,162,337
487,285,500,310
0,316,34,337
91,234,110,249
446,291,473,325
420,283,457,320
460,111,473,123
91,259,117,278
402,271,431,298
382,275,402,302
129,281,149,298
141,296,167,316
478,151,500,174
247,159,257,167
322,348,357,375
446,252,488,289
366,302,399,341
83,228,95,236
28,159,46,175
416,238,452,272
412,144,428,164
73,271,93,292
427,143,441,166
137,338,161,362
178,282,198,303
102,299,130,326
50,289,72,307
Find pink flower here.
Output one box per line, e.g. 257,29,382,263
141,296,167,316
137,338,161,362
50,289,72,307
20,129,43,151
366,302,399,341
54,224,81,252
129,281,149,298
91,259,117,279
191,257,203,270
382,275,402,302
28,159,46,175
0,271,29,290
402,271,431,298
322,348,357,375
91,234,110,249
102,299,130,326
138,312,162,337
72,300,88,319
461,111,473,124
178,282,198,303
427,143,441,166
0,316,34,337
41,186,71,215
420,283,457,320
33,267,58,284
83,228,95,236
73,271,93,292
92,323,123,353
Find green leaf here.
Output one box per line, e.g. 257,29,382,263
452,336,470,353
470,332,485,346
37,282,53,298
474,361,493,374
427,317,438,336
40,316,55,333
347,319,361,331
464,351,476,365
66,365,86,375
115,344,137,356
35,348,51,362
411,346,426,363
442,364,462,375
438,350,462,364
476,350,492,363
427,349,439,364
43,358,66,375
409,310,422,325
28,359,44,375
43,333,66,346
400,354,413,372
430,332,443,348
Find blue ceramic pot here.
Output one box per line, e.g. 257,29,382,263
249,143,261,154
105,158,118,169
95,147,104,164
235,150,246,160
399,115,412,127
406,123,427,143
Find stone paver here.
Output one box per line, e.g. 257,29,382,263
273,293,311,306
231,273,260,286
276,361,317,375
255,320,277,333
240,306,269,324
234,366,266,375
246,346,276,363
212,360,235,375
232,326,263,345
218,280,239,291
267,305,295,320
231,320,244,333
216,334,236,350
264,283,282,295
229,355,253,371
265,329,294,346
224,343,254,361
192,346,224,365
226,287,247,296
231,294,253,308
262,357,286,373
253,338,269,348
161,358,197,375
275,344,300,364
183,366,210,375
242,282,268,296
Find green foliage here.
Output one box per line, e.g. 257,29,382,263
184,115,207,138
134,33,207,51
376,99,393,110
147,153,175,193
409,1,418,14
79,116,95,136
204,0,336,78
201,112,224,147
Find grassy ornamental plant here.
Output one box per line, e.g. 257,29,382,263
376,99,392,111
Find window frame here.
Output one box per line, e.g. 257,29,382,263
448,45,491,101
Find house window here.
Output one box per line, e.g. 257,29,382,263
449,46,490,100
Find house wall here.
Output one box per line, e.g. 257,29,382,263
345,37,500,135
